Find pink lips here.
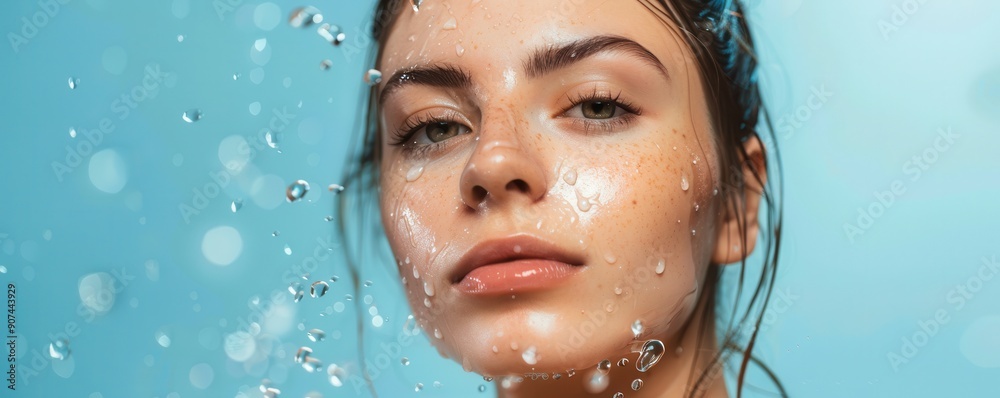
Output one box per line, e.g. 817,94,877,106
452,234,585,296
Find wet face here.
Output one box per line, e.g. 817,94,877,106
376,0,730,377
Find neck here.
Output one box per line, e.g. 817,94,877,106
495,287,729,398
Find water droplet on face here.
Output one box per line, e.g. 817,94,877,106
613,393,624,398
691,229,696,236
521,346,539,365
492,345,499,353
433,328,442,339
597,359,611,373
307,328,325,342
617,358,629,367
48,339,71,360
182,109,202,123
456,44,465,57
614,286,623,295
632,378,644,390
694,203,700,212
406,165,425,182
584,369,609,393
310,281,329,298
423,281,435,297
410,0,422,12
364,69,382,86
713,188,719,196
567,369,576,377
563,169,578,185
231,199,243,213
680,175,689,191
655,259,665,275
636,339,666,372
632,319,644,338
288,6,323,28
605,253,617,264
286,180,310,202
443,17,457,30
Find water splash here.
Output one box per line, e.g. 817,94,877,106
310,281,329,298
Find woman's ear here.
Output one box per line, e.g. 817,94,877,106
711,135,767,265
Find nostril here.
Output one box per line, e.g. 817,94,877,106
471,186,488,203
506,179,529,193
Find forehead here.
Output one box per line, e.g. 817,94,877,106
379,0,680,78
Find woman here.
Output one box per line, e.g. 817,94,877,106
337,0,783,396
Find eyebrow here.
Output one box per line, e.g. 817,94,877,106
379,35,668,103
524,35,669,80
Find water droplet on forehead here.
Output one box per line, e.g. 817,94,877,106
286,180,310,202
310,281,329,298
288,6,323,28
632,319,644,338
182,109,202,123
456,44,465,57
49,339,71,360
364,69,383,86
635,339,666,372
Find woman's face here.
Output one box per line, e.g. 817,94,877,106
376,0,732,376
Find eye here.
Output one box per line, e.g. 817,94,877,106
580,100,618,119
424,121,467,143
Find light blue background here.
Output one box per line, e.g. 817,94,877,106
0,0,998,397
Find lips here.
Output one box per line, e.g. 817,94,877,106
451,234,586,295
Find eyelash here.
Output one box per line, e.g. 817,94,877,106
561,89,642,135
388,90,643,156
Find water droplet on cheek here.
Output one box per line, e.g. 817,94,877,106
406,165,425,182
632,379,644,390
655,259,666,275
680,175,690,191
443,17,457,30
563,169,578,185
423,281,435,296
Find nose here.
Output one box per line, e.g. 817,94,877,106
459,138,547,209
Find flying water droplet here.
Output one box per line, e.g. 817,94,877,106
680,175,689,191
69,127,77,138
307,328,325,342
479,385,487,392
521,346,538,365
364,69,382,86
284,244,292,255
655,259,665,275
302,357,323,372
49,339,71,360
310,281,329,298
233,73,241,80
635,339,665,372
414,383,424,392
231,199,243,213
632,379,644,390
182,109,202,123
328,184,345,194
286,180,310,202
410,0,422,12
320,59,332,70
631,319,644,338
401,357,410,366
317,23,346,46
265,131,280,149
364,280,373,287
288,6,323,28
294,346,312,363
